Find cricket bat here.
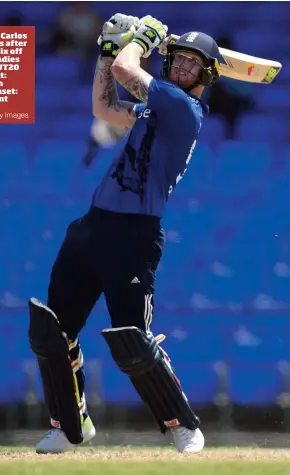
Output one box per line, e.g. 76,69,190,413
158,34,282,84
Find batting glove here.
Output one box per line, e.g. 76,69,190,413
133,15,168,58
98,13,140,58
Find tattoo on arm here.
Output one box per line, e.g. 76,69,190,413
96,57,118,108
94,57,136,118
121,76,149,103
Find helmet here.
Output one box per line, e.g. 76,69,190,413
162,32,223,88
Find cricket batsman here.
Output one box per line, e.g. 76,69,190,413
28,13,222,454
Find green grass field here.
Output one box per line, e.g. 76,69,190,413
1,447,290,475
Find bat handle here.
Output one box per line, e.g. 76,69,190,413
158,34,180,55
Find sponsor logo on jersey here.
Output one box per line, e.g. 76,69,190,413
138,108,151,119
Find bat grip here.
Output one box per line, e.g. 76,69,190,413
158,34,180,55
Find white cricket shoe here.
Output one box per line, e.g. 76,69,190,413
171,426,205,453
36,416,96,454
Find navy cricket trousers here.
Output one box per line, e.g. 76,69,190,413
47,207,165,340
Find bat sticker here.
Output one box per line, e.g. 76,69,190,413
262,66,280,83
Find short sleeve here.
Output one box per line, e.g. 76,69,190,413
134,103,147,115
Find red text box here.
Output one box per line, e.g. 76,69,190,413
0,26,35,124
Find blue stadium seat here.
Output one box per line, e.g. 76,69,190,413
52,115,92,140
14,201,88,299
0,265,8,295
0,202,31,254
14,201,90,300
36,57,80,85
2,315,31,358
228,315,290,364
101,360,141,403
173,144,214,197
236,114,287,143
233,30,287,57
190,143,213,178
282,147,290,176
160,206,219,304
266,265,290,303
31,139,85,196
19,1,65,26
100,358,221,405
228,315,289,405
16,261,50,302
270,206,290,234
248,2,290,29
0,313,34,403
0,359,27,403
216,141,272,176
0,203,34,297
0,142,28,170
152,314,227,363
162,206,213,271
254,87,290,112
76,146,118,198
151,313,226,404
212,141,272,200
212,179,255,201
230,366,281,406
36,87,76,114
224,219,269,262
174,362,220,405
278,59,290,81
74,86,93,114
0,123,46,143
195,260,260,305
198,116,227,146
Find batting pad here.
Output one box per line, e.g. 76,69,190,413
102,326,200,433
28,298,83,444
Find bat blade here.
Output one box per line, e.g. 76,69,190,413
158,35,282,84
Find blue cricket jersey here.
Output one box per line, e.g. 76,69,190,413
92,78,208,218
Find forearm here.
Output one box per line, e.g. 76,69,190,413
92,55,136,129
92,57,120,116
93,56,135,117
111,43,152,103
